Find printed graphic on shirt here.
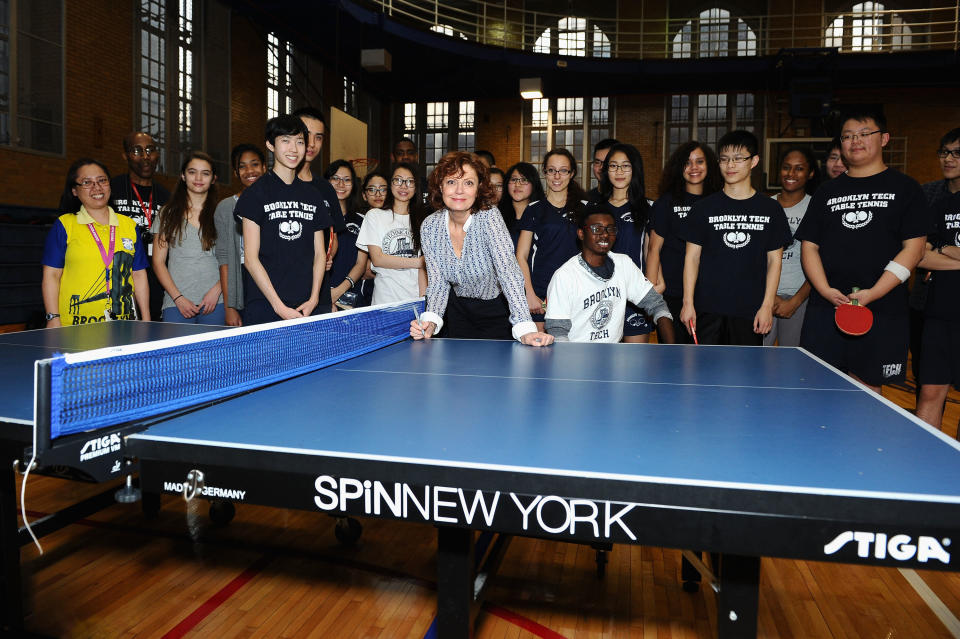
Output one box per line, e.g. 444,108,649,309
707,214,774,249
824,192,897,230
70,251,138,323
266,201,317,241
383,228,415,257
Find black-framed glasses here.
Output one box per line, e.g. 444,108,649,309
392,177,416,188
585,223,618,235
607,163,632,173
545,167,571,176
364,186,388,195
936,148,960,159
76,177,110,189
718,155,755,166
329,176,352,184
839,130,881,143
128,146,159,157
508,177,529,185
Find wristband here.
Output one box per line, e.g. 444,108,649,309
173,294,184,302
344,276,355,288
884,260,910,283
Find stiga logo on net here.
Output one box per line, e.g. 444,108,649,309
824,531,951,564
80,434,121,462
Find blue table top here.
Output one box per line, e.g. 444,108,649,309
129,339,960,504
0,322,225,426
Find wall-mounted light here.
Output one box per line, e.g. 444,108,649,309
519,77,543,100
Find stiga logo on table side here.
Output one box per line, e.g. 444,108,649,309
80,434,121,462
824,531,951,564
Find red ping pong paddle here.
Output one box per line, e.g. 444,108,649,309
688,320,699,345
835,288,873,336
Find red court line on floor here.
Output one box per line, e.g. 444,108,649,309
484,603,570,639
161,553,275,639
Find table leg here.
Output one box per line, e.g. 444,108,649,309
436,526,474,639
716,554,760,639
1,454,24,632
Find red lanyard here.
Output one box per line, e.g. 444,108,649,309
86,223,116,294
130,181,154,227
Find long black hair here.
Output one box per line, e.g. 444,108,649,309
598,143,650,232
323,160,364,216
360,170,389,212
383,162,427,255
499,162,544,228
658,141,722,202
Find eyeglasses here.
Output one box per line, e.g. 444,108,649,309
839,130,882,143
509,177,530,185
329,176,352,185
75,177,110,189
392,177,416,188
545,167,572,177
718,155,754,166
585,223,618,235
607,163,632,173
936,148,960,159
492,183,503,190
364,186,388,195
128,146,159,157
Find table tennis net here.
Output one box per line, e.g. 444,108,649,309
42,299,424,440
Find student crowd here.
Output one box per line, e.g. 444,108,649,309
39,107,960,431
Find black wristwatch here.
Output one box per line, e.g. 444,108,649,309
45,313,60,321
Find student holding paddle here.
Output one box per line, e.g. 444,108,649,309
795,108,930,394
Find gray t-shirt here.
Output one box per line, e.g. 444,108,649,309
772,193,810,297
151,214,222,310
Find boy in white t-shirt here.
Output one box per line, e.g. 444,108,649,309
545,206,675,343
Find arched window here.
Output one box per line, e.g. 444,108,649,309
824,2,913,51
672,8,757,59
534,17,611,58
430,24,468,40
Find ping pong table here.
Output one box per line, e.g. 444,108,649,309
4,319,960,638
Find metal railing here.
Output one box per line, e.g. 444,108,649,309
370,0,960,58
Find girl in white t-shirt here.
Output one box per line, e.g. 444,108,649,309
356,163,426,305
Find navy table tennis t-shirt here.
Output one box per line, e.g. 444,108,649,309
308,175,347,233
921,190,960,321
681,191,791,319
794,169,931,316
651,191,702,299
518,199,579,297
235,171,334,307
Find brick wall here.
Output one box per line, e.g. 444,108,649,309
475,98,522,169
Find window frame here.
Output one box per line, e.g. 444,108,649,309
521,96,614,190
0,0,65,157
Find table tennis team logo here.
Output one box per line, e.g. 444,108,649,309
722,231,751,249
279,219,303,241
841,209,872,230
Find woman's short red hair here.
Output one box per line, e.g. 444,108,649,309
428,151,496,214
